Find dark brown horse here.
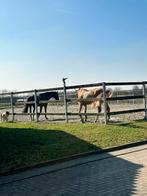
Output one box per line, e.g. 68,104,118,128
76,88,112,123
23,91,59,120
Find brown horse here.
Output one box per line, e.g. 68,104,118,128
76,88,112,123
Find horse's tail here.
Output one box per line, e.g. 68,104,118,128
22,104,29,113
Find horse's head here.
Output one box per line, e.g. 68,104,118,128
54,91,59,100
106,89,113,97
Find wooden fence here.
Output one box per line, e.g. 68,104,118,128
0,81,147,124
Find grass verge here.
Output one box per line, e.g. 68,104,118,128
0,120,147,174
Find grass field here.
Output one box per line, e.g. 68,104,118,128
0,120,147,174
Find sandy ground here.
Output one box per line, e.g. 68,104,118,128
0,101,145,123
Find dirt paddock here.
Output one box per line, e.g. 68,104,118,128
0,102,145,123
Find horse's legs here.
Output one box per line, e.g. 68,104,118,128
32,105,36,121
29,106,33,121
78,103,84,123
44,105,48,120
37,105,42,119
95,106,101,123
84,105,87,122
30,105,35,121
106,103,110,121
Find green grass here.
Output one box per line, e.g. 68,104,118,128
0,120,147,174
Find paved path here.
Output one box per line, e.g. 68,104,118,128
0,144,147,196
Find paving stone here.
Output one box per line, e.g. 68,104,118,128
0,144,147,196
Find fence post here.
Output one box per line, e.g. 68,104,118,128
62,78,68,122
34,89,38,122
102,82,108,125
10,92,14,122
142,82,147,120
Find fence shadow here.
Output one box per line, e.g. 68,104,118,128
0,126,144,195
114,120,147,130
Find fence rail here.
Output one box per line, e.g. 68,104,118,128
0,80,147,124
108,95,144,101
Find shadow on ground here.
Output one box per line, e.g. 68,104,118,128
0,126,144,196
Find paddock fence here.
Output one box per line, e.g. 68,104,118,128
0,81,147,124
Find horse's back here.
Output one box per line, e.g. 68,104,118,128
39,91,59,100
77,88,111,109
76,88,88,98
77,88,97,105
77,88,101,98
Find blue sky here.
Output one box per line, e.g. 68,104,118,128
0,0,147,91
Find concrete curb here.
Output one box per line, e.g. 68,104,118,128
1,140,147,176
